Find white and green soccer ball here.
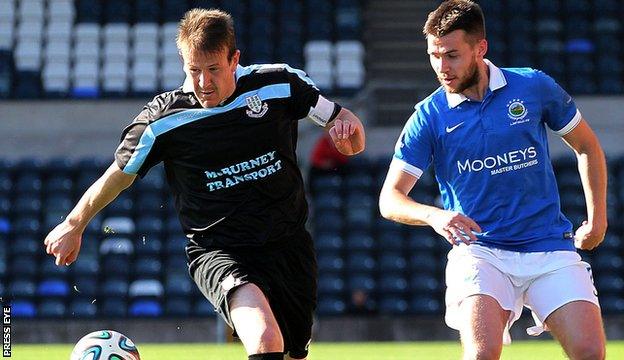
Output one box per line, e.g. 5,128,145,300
70,330,140,360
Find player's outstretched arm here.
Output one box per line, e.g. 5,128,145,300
379,164,481,245
44,162,136,266
561,118,608,250
327,108,365,155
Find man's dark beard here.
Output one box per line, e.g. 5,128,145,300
443,61,480,94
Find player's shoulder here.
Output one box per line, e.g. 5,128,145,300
413,87,446,118
500,66,550,83
237,63,312,84
139,88,193,123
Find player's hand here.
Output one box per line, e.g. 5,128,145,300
329,118,363,155
44,221,83,266
427,209,482,246
574,220,607,250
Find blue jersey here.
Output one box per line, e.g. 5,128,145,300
393,60,581,252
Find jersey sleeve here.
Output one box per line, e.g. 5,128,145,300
391,109,434,179
115,99,166,177
538,70,582,136
285,65,341,127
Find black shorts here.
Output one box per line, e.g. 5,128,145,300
186,231,317,359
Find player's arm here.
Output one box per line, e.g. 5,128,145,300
44,162,136,266
379,164,481,245
326,107,365,155
561,118,608,250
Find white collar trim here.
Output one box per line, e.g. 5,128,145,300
445,59,507,108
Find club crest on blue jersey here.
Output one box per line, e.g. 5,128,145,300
245,94,269,118
507,99,528,122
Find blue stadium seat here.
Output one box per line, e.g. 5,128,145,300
38,299,66,317
134,193,165,215
377,231,404,251
314,233,343,252
10,300,36,318
409,295,442,315
72,277,99,298
535,1,560,17
346,252,376,273
379,274,408,294
129,279,164,298
378,296,408,315
69,299,97,318
594,0,619,15
162,0,189,21
45,175,74,194
335,0,361,40
12,216,41,235
600,295,624,313
596,274,624,294
345,207,373,230
129,299,163,317
593,253,624,272
44,194,73,213
106,196,135,217
102,255,132,277
101,278,129,298
194,299,217,317
317,252,344,273
379,253,408,273
9,279,37,298
135,0,160,23
38,279,70,297
165,275,193,297
135,235,163,256
134,257,163,278
409,252,439,274
14,195,42,215
77,0,102,22
347,274,377,293
101,298,127,317
345,232,375,251
410,274,441,294
11,235,39,255
317,296,346,315
314,209,343,232
405,232,437,251
166,297,192,316
15,173,42,193
165,235,188,254
0,50,13,99
310,173,342,194
312,192,342,211
135,215,164,235
11,256,38,278
70,255,100,277
15,71,42,99
106,0,132,22
39,260,69,278
318,274,345,295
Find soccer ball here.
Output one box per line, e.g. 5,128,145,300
70,330,140,360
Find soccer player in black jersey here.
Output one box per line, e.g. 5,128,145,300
44,8,365,360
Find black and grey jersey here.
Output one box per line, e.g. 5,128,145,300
115,64,341,247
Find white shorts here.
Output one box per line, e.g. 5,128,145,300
445,244,599,344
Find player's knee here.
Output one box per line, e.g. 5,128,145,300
567,340,605,360
258,326,284,351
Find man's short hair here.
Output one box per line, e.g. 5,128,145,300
423,0,485,42
176,8,237,59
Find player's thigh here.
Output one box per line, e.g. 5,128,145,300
229,283,283,348
545,300,605,359
460,294,510,349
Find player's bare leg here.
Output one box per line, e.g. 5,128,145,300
230,283,284,356
546,300,605,360
459,294,509,360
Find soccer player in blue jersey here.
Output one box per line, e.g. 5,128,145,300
44,9,365,360
379,1,607,359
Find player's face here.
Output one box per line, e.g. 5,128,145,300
181,47,240,108
427,30,486,94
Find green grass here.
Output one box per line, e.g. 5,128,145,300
11,341,624,359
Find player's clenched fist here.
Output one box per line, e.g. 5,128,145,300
44,221,83,266
428,209,482,246
328,109,365,156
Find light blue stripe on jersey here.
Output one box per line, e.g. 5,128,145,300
235,64,316,87
123,83,291,174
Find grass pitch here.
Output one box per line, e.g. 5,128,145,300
11,341,624,359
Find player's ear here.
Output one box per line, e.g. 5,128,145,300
476,38,487,58
230,50,240,69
